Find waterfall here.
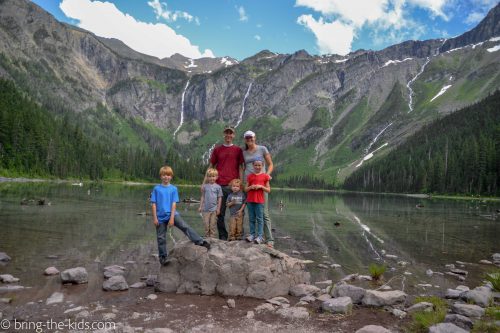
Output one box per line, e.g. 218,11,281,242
365,122,392,153
173,80,190,138
235,82,253,128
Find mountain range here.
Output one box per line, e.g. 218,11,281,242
0,0,499,184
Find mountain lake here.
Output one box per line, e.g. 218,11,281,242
0,181,499,304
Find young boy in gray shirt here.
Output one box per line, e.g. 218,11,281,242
226,179,246,241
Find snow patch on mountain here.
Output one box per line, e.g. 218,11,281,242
382,57,412,67
430,85,452,102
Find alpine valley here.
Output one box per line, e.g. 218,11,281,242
0,0,499,190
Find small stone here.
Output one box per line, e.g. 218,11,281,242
314,280,332,289
385,254,398,259
317,264,329,269
46,292,64,305
403,271,412,275
362,290,407,307
450,268,468,276
416,284,433,288
428,322,468,333
0,298,12,304
104,265,126,271
479,260,492,265
444,314,474,330
355,325,391,333
426,269,433,276
455,285,469,292
46,255,59,259
130,282,147,288
0,285,24,292
44,267,59,275
64,306,87,314
131,312,141,319
102,313,116,321
292,250,300,255
255,303,275,313
124,261,136,264
299,295,315,303
358,275,373,281
390,308,407,319
222,305,228,309
146,294,158,300
322,297,352,314
103,275,128,291
246,311,254,319
406,302,433,313
289,284,321,297
330,264,341,269
397,261,408,267
451,303,485,318
276,307,309,320
317,294,332,302
445,264,455,269
455,261,467,265
341,274,358,281
492,253,500,262
76,310,90,319
60,267,88,284
227,299,235,308
0,253,10,262
267,297,289,306
0,274,19,283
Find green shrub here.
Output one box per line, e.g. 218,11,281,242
471,320,499,333
368,263,386,281
407,296,448,333
485,270,500,292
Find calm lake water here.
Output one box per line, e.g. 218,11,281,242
0,182,499,302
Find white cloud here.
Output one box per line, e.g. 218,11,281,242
238,6,248,22
297,14,354,55
295,0,454,55
59,0,214,59
254,34,261,41
147,0,199,25
465,11,485,24
256,23,263,28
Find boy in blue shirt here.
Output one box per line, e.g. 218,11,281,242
151,165,210,266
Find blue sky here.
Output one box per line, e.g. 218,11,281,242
32,0,499,60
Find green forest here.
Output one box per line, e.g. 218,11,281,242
0,79,204,182
343,90,500,196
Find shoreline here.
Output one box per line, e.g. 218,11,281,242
1,176,500,201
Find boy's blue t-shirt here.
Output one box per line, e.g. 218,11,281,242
150,184,180,222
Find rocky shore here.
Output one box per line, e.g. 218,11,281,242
0,244,499,332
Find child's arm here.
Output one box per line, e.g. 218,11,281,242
216,196,222,216
198,186,204,212
169,202,176,226
238,202,246,217
151,203,159,226
262,180,271,193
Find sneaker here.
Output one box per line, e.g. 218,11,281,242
254,236,264,244
198,240,211,250
246,235,255,242
266,242,274,248
159,257,171,266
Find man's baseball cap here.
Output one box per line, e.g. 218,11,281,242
223,126,235,133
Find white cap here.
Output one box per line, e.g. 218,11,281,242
243,130,255,138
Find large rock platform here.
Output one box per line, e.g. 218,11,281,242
155,240,310,299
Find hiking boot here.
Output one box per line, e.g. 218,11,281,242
198,240,211,250
254,236,264,244
246,235,255,242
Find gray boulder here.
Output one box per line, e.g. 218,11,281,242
445,289,462,299
276,306,309,320
492,253,500,262
362,290,407,307
452,303,485,318
428,323,468,333
46,292,64,305
355,325,391,333
332,283,366,304
104,267,125,279
0,252,11,262
444,314,474,330
60,267,88,284
0,285,24,292
103,275,128,291
322,296,353,314
461,286,492,307
155,240,310,299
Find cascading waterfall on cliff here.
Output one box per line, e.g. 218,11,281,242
202,82,253,164
406,39,447,112
235,82,253,128
365,122,392,153
174,80,190,138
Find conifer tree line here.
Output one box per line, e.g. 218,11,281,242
343,91,500,196
0,79,204,182
273,174,335,190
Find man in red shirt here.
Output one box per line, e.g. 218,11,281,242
209,126,244,240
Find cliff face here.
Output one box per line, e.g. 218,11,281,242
1,0,499,181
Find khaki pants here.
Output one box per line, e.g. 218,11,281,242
202,212,217,238
229,214,243,240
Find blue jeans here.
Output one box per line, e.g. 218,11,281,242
247,202,264,238
156,214,203,259
216,185,231,240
